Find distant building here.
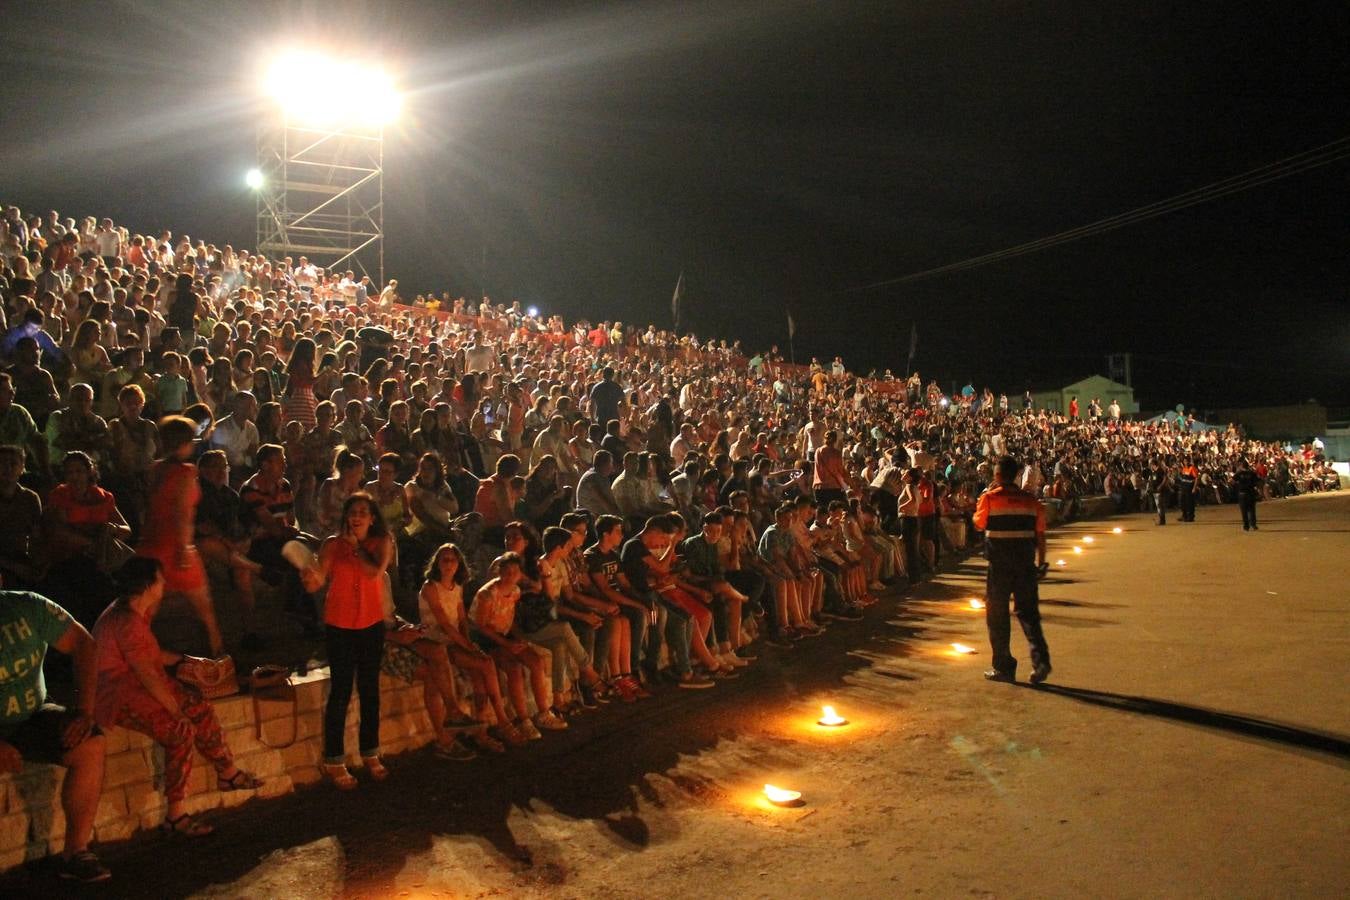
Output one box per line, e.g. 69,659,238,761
1029,374,1138,418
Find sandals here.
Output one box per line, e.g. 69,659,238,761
323,763,358,790
218,769,264,792
161,813,214,838
362,755,390,781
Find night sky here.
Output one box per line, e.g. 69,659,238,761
2,1,1347,410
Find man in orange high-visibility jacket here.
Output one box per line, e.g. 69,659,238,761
972,456,1051,685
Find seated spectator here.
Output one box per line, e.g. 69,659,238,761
0,588,110,882
467,552,567,739
105,384,158,536
194,450,263,646
45,382,109,470
0,444,44,587
207,391,259,481
42,451,131,624
418,543,525,749
92,557,262,838
316,448,367,538
679,510,752,667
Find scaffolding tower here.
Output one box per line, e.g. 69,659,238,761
255,116,384,284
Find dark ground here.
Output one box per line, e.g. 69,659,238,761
6,491,1348,898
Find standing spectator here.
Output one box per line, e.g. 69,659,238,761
303,493,395,789
138,417,224,654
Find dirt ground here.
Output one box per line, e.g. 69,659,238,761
11,492,1349,899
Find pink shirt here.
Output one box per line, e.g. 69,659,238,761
92,604,161,726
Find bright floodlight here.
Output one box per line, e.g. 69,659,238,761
265,51,402,128
245,168,264,190
526,305,540,318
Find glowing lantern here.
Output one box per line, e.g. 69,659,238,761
818,706,848,727
764,784,803,807
968,598,985,610
951,642,977,655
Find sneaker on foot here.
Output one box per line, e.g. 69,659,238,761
57,851,110,883
535,711,569,731
517,718,543,741
678,673,715,689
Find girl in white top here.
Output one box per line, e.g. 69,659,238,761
419,544,523,748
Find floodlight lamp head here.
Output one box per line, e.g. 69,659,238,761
265,52,401,128
245,168,264,190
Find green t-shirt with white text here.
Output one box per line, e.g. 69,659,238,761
0,592,72,726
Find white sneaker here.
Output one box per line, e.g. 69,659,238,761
535,711,569,731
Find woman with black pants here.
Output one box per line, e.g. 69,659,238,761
304,492,394,789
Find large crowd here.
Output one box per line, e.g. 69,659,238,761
0,204,1339,881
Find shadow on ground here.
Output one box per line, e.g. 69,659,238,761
1026,684,1350,766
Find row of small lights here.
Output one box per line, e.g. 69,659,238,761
764,525,1125,808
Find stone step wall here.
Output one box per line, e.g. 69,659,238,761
0,668,437,872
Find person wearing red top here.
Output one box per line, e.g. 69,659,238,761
93,557,261,837
303,492,394,789
139,417,224,655
42,450,134,623
916,471,937,575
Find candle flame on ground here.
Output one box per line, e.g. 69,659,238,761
1112,527,1123,534
1082,536,1095,543
968,598,985,610
764,784,802,805
1056,559,1066,566
951,642,977,654
818,705,848,726
1073,546,1083,554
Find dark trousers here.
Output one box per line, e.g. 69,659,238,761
619,604,647,674
1180,488,1196,521
323,623,384,762
901,516,921,583
1239,494,1258,529
984,562,1050,676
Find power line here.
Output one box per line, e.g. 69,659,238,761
841,135,1350,294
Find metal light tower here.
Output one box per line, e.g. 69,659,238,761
255,53,400,284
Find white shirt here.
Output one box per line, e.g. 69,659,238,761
208,415,259,468
418,581,463,644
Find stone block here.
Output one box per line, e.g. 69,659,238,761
254,694,299,722
94,790,129,827
102,727,132,755
234,749,285,780
259,713,319,747
103,749,152,788
180,792,222,817
212,697,252,729
26,802,62,846
0,813,30,854
289,766,322,787
124,781,165,821
256,775,293,800
185,764,212,797
94,816,137,844
280,742,321,773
